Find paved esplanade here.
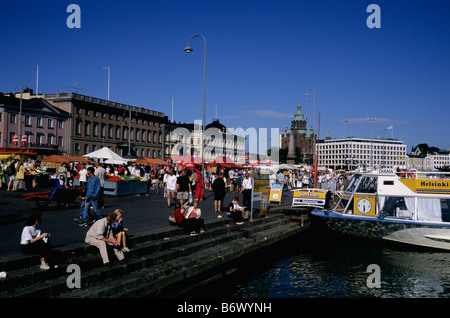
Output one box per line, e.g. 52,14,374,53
0,186,292,260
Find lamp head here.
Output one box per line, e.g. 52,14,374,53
184,45,193,53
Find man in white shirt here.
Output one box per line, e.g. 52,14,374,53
165,170,177,208
240,173,253,209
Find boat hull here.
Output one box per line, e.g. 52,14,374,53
312,210,450,251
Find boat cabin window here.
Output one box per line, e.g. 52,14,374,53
356,176,377,193
345,174,361,193
380,197,450,222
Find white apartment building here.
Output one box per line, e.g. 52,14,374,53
164,120,245,164
407,154,450,171
317,137,407,170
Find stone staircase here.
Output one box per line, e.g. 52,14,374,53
0,212,306,298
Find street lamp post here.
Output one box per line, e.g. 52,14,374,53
185,34,207,196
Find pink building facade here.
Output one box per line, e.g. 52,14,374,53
0,94,70,154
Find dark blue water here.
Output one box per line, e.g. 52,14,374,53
184,224,450,298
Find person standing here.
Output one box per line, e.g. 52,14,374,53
6,159,16,191
95,163,106,208
79,164,88,186
212,171,226,218
241,172,253,209
195,168,203,201
14,161,26,191
176,169,191,206
78,167,102,227
165,170,177,208
324,176,337,209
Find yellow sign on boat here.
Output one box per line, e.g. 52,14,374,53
293,190,326,199
353,194,376,216
400,179,450,194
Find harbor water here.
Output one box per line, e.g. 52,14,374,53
183,220,450,298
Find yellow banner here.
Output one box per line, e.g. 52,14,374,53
293,190,326,199
400,179,450,194
253,173,270,216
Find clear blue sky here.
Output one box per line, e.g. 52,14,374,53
1,0,449,151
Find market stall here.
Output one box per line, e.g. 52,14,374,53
103,175,148,196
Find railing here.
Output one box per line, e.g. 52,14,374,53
42,92,165,118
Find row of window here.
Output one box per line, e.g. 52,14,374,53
75,107,162,127
5,131,63,146
6,114,64,129
75,121,162,143
319,144,405,150
318,150,405,156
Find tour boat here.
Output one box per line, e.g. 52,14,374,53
311,169,450,250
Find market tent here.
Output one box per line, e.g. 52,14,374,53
83,147,128,164
207,156,242,169
42,155,91,164
166,155,207,166
133,157,168,165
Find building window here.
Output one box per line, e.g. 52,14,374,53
36,133,43,144
115,126,120,139
48,118,53,128
58,136,63,147
76,121,81,135
37,117,42,127
93,122,98,137
58,120,64,129
85,122,90,136
10,114,16,124
101,124,106,138
84,144,89,154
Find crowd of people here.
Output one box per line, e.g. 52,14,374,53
0,158,37,191
11,155,353,270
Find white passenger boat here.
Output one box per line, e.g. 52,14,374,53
311,169,450,250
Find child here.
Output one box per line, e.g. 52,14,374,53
111,209,130,252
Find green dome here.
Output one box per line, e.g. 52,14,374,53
293,105,306,121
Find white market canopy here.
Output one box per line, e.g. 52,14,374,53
83,147,128,164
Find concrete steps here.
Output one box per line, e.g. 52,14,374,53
0,212,305,298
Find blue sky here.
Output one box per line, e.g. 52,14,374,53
1,0,449,151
